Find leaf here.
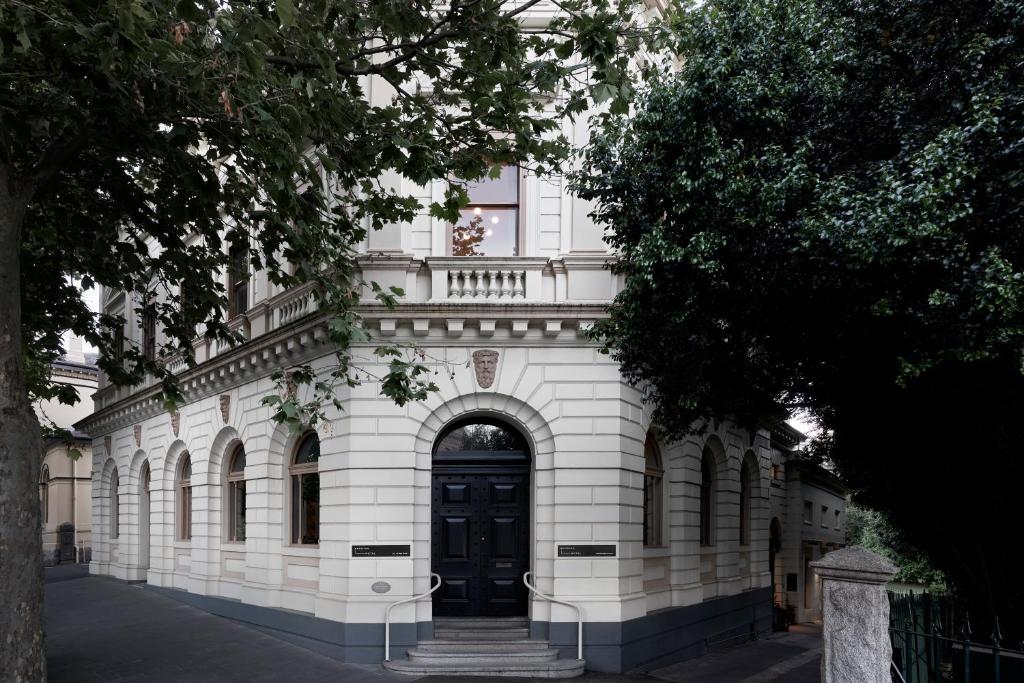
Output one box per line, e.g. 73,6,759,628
276,0,296,27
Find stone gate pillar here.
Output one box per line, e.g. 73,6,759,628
810,546,897,683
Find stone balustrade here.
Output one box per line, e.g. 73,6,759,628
428,257,549,302
269,282,317,329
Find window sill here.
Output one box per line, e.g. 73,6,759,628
283,545,320,558
643,545,670,558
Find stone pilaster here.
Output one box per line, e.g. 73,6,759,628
810,546,897,683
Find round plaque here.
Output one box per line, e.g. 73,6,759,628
371,581,392,594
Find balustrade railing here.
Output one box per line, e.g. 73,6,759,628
448,268,526,300
270,283,317,329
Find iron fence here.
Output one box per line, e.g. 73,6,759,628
889,592,1024,683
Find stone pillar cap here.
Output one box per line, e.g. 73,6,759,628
810,545,898,585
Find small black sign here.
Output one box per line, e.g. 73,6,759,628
786,573,798,592
557,544,616,558
351,544,411,558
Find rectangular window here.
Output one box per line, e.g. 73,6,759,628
803,500,813,524
228,480,246,542
142,312,156,361
179,486,192,540
292,472,320,545
228,241,250,317
451,166,519,257
834,509,841,530
821,505,829,528
643,473,663,546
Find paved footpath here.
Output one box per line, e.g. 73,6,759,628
45,564,819,682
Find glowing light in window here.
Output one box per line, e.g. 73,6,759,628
473,207,482,215
490,216,499,224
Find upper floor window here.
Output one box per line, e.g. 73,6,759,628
821,505,829,528
834,509,841,530
700,447,716,546
290,433,320,545
643,435,664,547
452,166,519,257
142,311,157,361
178,454,193,541
803,500,813,524
228,241,249,317
226,445,246,542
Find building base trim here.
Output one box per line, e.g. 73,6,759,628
148,583,770,672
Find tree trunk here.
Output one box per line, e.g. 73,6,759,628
0,163,46,682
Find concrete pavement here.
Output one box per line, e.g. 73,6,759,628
44,565,819,682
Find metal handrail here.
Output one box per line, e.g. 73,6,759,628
523,571,584,661
385,572,441,662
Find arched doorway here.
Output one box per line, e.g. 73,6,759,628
431,418,531,617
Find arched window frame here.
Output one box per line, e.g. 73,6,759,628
289,433,320,546
39,465,50,526
111,469,120,540
699,447,716,547
643,434,664,548
226,444,246,543
177,453,192,541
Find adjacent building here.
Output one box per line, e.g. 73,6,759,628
36,337,98,564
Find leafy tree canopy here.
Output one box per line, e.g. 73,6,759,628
3,0,653,418
576,0,1024,635
0,1,656,678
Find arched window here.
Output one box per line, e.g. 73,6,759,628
39,465,50,525
643,435,664,547
226,444,246,542
111,470,120,539
740,453,756,546
290,433,320,545
178,453,192,541
700,447,715,546
143,462,150,495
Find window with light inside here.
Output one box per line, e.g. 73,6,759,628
452,166,519,256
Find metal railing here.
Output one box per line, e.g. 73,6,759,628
523,571,584,661
384,572,441,662
889,591,1024,682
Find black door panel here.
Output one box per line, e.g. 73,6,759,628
432,472,529,616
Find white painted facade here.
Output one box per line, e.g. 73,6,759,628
79,8,829,666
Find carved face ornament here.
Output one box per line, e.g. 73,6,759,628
472,350,499,389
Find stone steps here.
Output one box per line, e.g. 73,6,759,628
383,616,585,678
383,657,585,678
414,639,551,652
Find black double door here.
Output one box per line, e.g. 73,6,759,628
431,470,530,617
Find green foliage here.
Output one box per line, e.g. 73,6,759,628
1,0,656,421
575,0,1024,635
846,504,946,591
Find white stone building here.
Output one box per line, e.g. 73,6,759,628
78,16,838,674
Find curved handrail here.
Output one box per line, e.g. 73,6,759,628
385,572,442,662
523,571,584,661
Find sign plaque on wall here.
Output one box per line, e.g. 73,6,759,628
351,544,411,558
557,544,616,558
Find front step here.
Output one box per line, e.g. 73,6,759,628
434,617,529,630
433,628,531,640
415,639,551,653
384,616,585,678
408,648,559,664
384,657,585,678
